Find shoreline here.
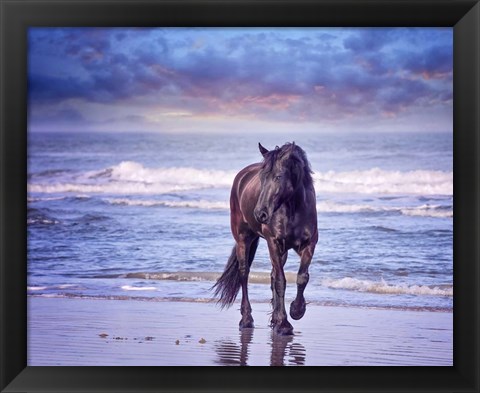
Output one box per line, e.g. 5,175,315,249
27,293,453,313
28,296,452,366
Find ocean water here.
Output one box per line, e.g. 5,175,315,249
27,131,453,312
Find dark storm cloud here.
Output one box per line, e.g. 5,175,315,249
343,28,392,52
399,45,453,78
29,74,92,102
28,27,452,131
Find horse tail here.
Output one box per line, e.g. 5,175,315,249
212,245,241,309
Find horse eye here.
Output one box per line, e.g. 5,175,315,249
274,175,282,181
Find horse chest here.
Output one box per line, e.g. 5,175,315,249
270,214,311,252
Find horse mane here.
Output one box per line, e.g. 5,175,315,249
261,142,314,188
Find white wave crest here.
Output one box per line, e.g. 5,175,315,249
108,161,234,185
317,201,452,218
321,277,453,296
121,285,157,291
105,198,229,210
314,168,452,195
28,286,48,291
317,201,380,213
27,284,82,291
28,162,452,196
98,270,298,284
104,198,452,217
400,205,452,218
27,218,60,225
28,196,66,203
29,161,236,195
28,181,208,195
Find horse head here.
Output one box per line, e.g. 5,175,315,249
254,142,310,224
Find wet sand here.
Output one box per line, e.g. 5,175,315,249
28,296,452,366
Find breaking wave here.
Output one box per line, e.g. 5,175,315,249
321,277,453,297
317,201,452,218
121,285,157,291
105,198,229,210
102,198,452,218
87,271,452,297
27,284,82,291
313,168,452,195
27,208,61,225
90,271,299,284
28,161,452,196
28,161,235,195
27,293,452,312
400,205,452,218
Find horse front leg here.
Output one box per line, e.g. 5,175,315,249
237,236,258,329
290,236,317,320
268,239,293,335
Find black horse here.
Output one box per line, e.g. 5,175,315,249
213,142,318,335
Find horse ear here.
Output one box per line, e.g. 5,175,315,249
258,143,269,157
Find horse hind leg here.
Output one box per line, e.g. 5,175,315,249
238,236,258,329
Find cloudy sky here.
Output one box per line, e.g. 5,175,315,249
28,27,452,133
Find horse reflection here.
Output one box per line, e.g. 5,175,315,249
270,333,306,366
215,329,254,366
215,328,306,366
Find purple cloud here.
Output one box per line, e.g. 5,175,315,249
27,27,453,132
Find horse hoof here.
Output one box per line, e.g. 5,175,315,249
289,300,306,320
273,321,294,336
239,317,254,329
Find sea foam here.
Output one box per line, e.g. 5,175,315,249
316,201,452,218
28,161,452,196
102,198,452,218
321,277,453,297
313,168,452,195
92,271,453,297
105,198,229,210
121,285,157,291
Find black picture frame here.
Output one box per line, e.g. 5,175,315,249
1,0,478,392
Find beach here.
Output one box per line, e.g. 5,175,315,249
27,130,453,366
28,296,452,366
